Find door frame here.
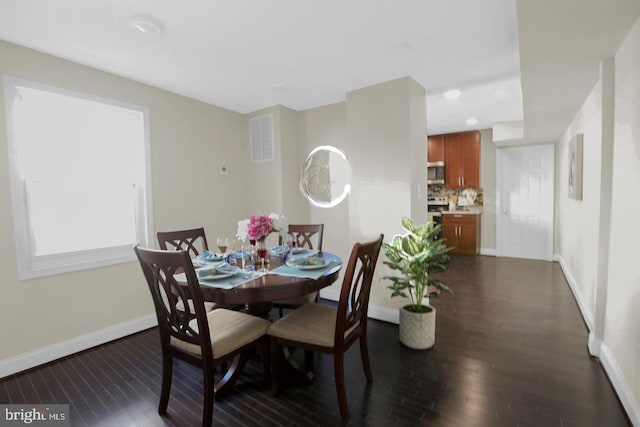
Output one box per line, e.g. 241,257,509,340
496,144,555,261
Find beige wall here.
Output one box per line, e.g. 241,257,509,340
279,106,309,224
245,105,310,234
298,103,350,294
0,40,248,362
246,106,283,218
555,16,640,421
409,78,428,223
346,77,426,314
555,78,603,324
606,15,640,417
479,128,497,252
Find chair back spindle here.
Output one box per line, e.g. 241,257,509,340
335,235,383,347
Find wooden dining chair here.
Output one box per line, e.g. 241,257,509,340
267,234,384,421
157,227,209,257
157,227,219,312
278,223,324,251
273,224,325,317
134,245,271,427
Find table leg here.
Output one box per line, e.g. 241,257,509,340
281,347,314,384
244,301,273,318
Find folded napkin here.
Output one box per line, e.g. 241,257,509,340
198,270,266,289
196,262,238,277
290,249,319,258
269,259,342,280
283,249,319,265
269,245,289,256
285,255,321,266
200,252,223,262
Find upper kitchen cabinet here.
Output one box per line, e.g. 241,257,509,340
427,135,445,164
444,130,480,188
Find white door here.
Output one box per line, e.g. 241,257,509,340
497,144,554,261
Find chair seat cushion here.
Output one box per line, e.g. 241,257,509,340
171,309,270,359
272,292,317,307
176,299,218,312
267,303,341,348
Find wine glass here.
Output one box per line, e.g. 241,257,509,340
216,237,229,261
284,232,296,266
256,242,268,272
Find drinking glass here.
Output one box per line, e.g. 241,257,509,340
227,239,237,265
216,237,229,260
240,240,252,270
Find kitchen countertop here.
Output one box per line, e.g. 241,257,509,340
441,206,483,215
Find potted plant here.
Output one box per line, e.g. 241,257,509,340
383,217,451,349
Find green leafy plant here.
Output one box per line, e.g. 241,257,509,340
383,217,452,313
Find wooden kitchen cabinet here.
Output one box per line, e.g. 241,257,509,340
442,213,480,256
444,131,480,188
427,135,445,163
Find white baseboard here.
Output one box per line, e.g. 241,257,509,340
319,287,340,301
480,248,496,256
320,288,399,325
588,332,602,357
557,255,594,331
600,342,640,426
0,314,157,380
552,255,640,424
367,304,400,324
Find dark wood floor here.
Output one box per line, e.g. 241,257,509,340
0,256,630,426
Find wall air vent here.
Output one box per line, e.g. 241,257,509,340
250,114,274,162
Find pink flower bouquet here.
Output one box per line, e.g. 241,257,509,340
237,213,287,242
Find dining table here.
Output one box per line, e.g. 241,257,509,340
186,248,343,396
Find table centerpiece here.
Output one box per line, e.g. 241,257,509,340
237,213,287,271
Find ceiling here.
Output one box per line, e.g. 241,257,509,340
0,0,638,141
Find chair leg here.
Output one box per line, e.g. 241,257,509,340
158,350,173,414
270,337,280,396
278,306,284,318
214,353,249,398
261,338,272,389
334,353,350,421
359,333,373,383
202,365,215,427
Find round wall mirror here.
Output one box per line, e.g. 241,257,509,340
300,146,351,208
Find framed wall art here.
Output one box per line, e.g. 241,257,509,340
568,133,583,200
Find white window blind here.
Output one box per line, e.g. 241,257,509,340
4,77,154,279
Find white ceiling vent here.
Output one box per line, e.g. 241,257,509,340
250,114,274,162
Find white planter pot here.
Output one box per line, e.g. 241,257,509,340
399,305,436,350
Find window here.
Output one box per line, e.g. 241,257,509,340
4,77,153,279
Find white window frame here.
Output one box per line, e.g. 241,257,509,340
3,76,154,280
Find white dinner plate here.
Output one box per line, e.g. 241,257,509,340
296,262,327,270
